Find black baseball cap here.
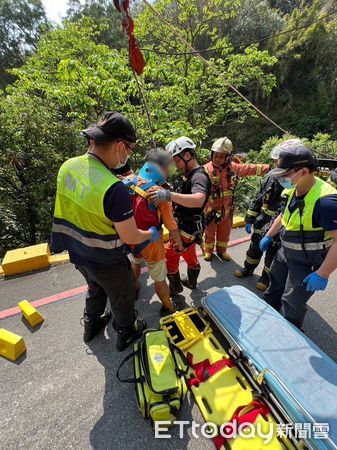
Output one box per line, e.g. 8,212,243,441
267,139,316,178
81,111,136,143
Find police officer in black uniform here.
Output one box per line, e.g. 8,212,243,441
234,146,284,290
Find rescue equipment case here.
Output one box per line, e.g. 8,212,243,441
116,329,188,426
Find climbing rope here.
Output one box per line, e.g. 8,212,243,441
141,0,287,135
131,68,157,149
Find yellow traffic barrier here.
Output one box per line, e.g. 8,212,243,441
2,243,51,276
0,329,26,361
232,215,245,228
18,300,45,327
0,265,4,277
49,253,69,266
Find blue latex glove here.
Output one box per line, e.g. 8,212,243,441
149,226,160,242
259,235,272,252
303,272,328,292
245,223,252,234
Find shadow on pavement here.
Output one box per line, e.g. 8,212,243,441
304,306,337,363
190,256,262,307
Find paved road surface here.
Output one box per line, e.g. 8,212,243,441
1,230,337,449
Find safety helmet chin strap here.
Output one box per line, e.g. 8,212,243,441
178,150,193,172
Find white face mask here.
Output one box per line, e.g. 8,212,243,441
113,146,130,169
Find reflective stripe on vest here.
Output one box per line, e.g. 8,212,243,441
282,239,333,251
52,154,125,262
281,177,337,248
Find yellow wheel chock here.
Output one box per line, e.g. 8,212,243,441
0,328,26,361
18,300,45,327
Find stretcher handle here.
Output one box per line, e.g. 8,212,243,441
116,350,139,383
257,367,318,426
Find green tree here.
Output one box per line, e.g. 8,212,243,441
225,0,285,48
0,0,49,88
267,0,337,137
0,93,80,256
66,0,125,48
136,0,278,147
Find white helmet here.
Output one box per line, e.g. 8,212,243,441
270,139,304,160
166,136,196,157
211,137,233,154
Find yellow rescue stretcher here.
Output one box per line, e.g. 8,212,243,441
160,308,293,449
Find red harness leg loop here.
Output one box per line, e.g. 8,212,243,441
214,400,270,449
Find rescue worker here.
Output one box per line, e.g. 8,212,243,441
125,148,184,316
234,146,284,290
147,136,211,294
328,167,337,189
51,111,160,350
260,139,337,329
203,137,269,261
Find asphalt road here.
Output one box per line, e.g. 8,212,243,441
1,230,337,449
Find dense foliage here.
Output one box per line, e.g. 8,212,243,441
0,0,337,257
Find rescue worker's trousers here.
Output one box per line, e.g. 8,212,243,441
204,214,232,254
76,256,135,330
165,241,199,274
263,246,315,329
245,232,279,281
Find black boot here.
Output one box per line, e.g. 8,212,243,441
256,271,270,291
181,265,201,289
167,272,184,296
116,318,147,352
82,309,112,343
234,267,254,278
159,301,185,318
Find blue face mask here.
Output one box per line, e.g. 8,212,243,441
278,170,303,189
278,177,294,189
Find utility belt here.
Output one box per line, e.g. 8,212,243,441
205,209,223,226
175,213,205,247
281,238,333,251
205,207,232,226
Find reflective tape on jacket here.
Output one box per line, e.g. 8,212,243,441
282,239,333,251
262,207,278,217
246,209,259,217
52,222,124,250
